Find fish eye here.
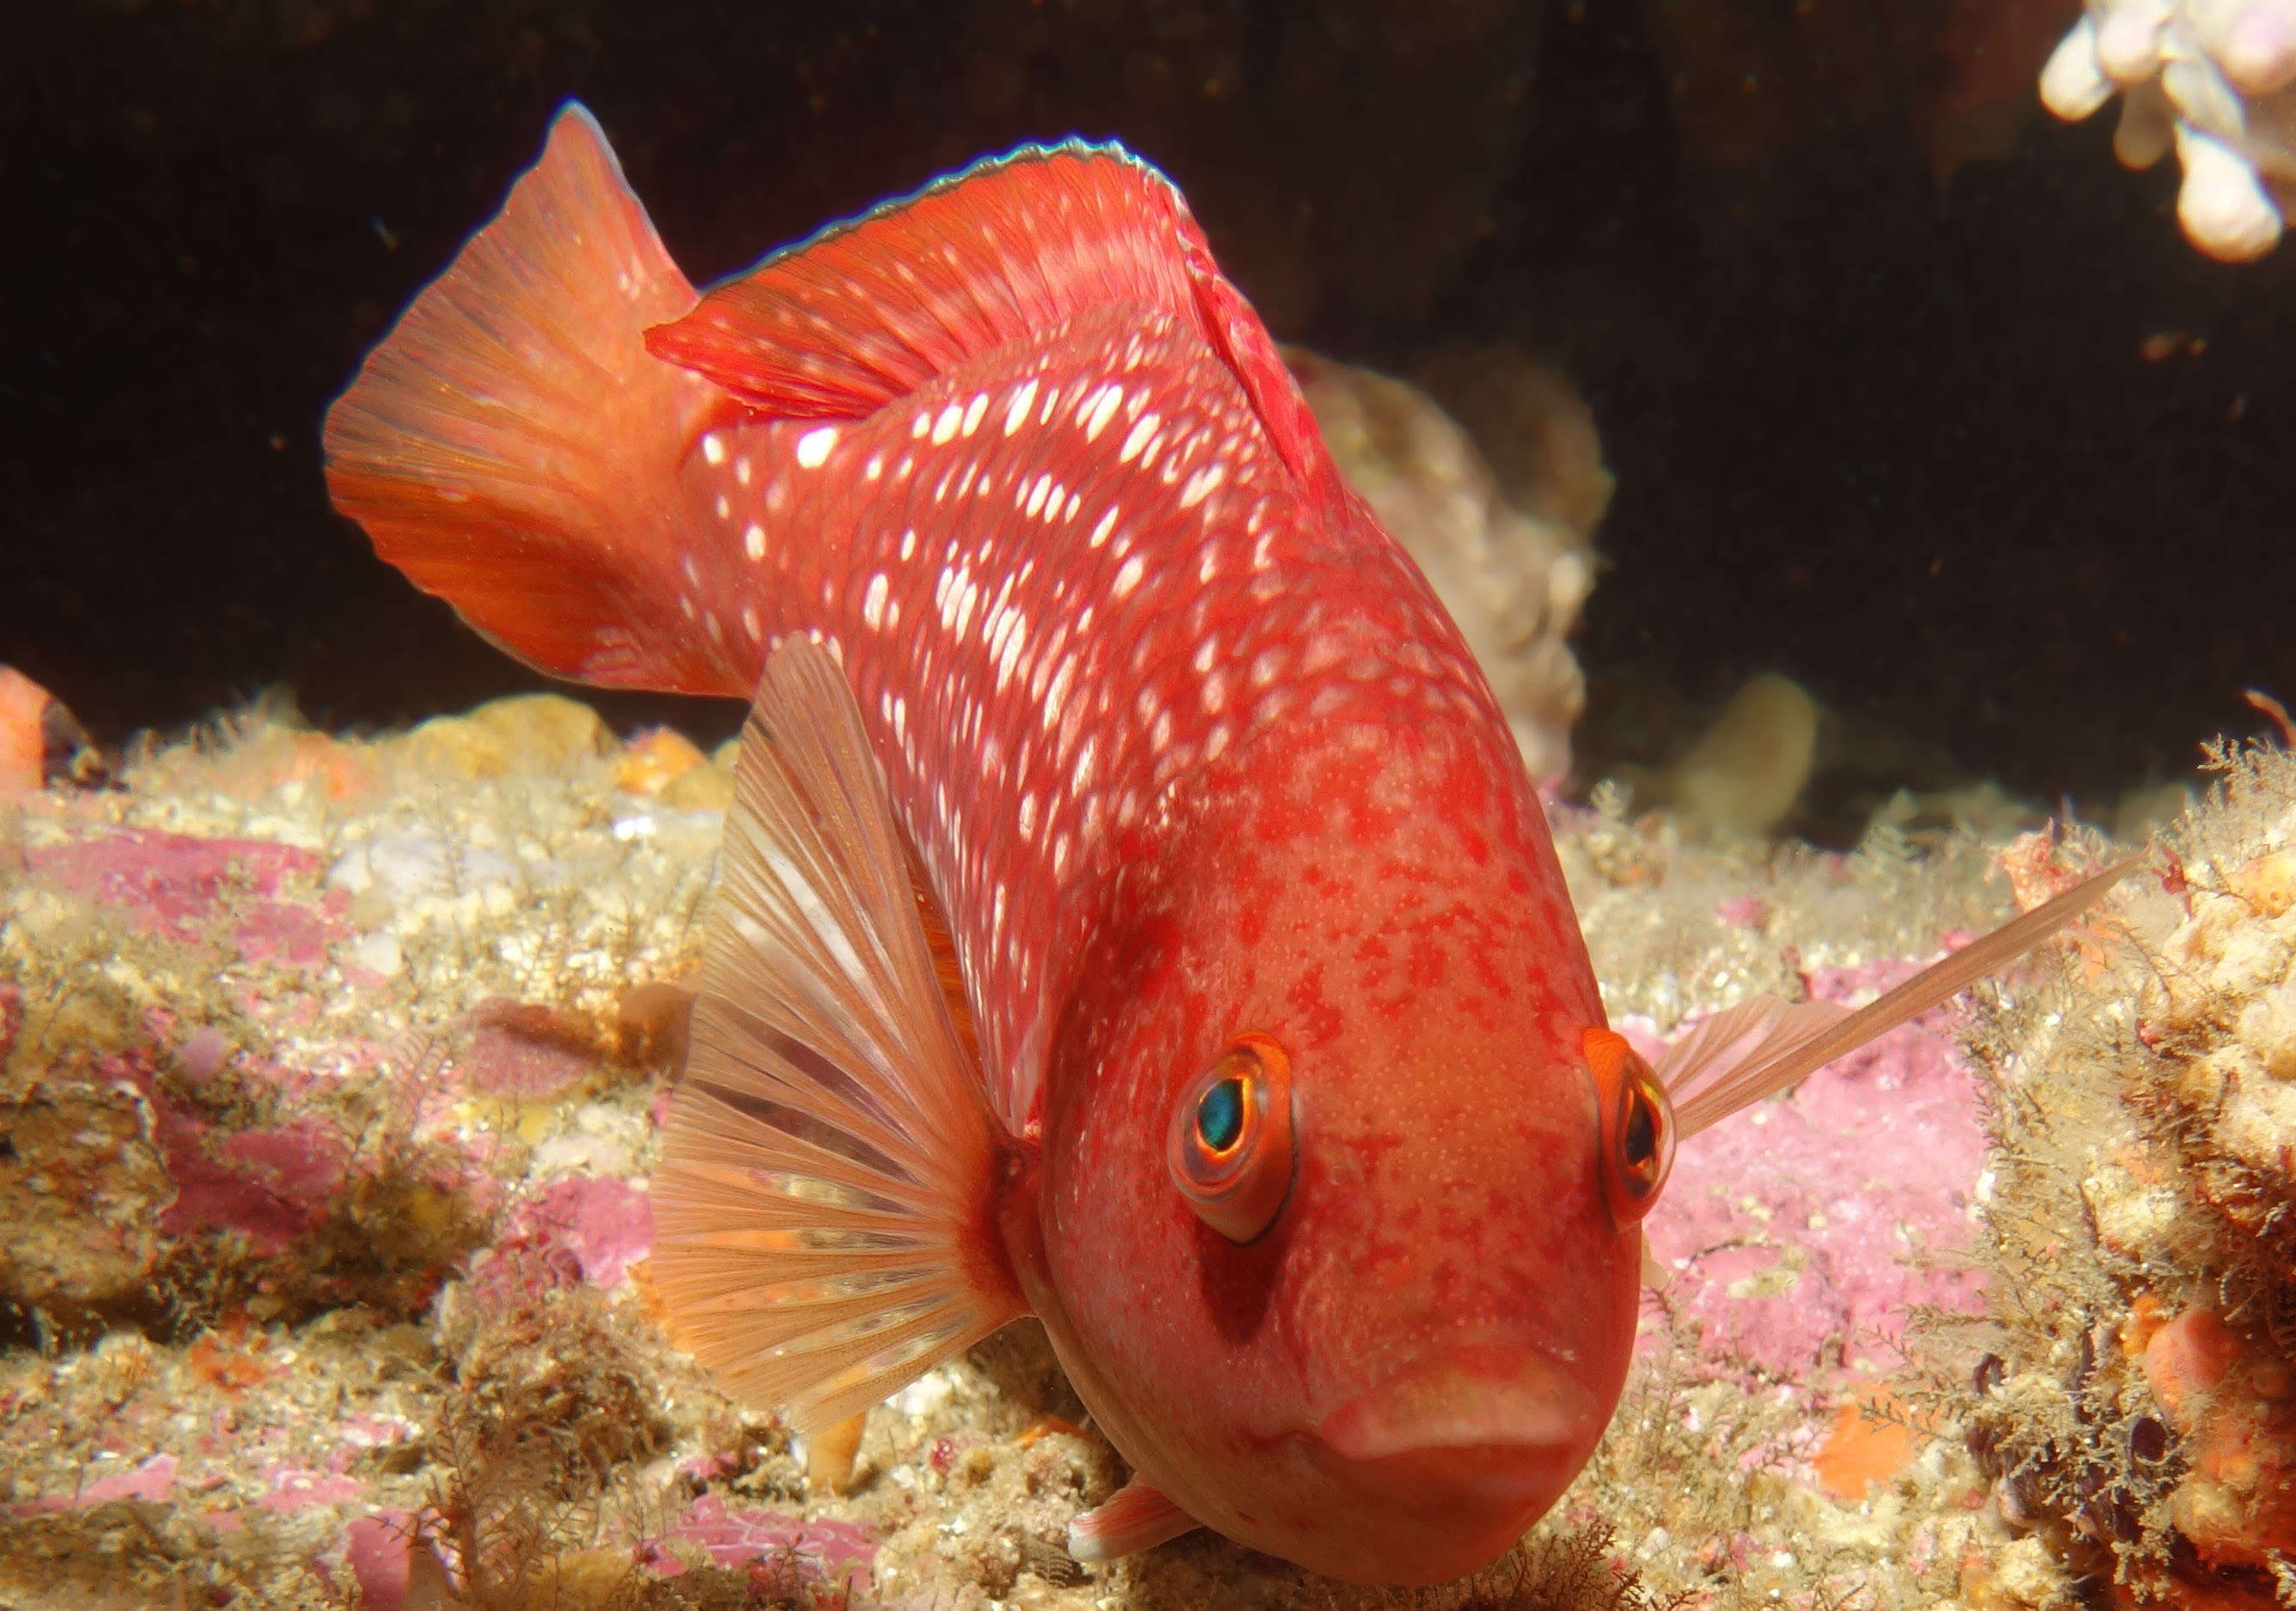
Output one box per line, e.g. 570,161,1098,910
1168,1033,1295,1243
1581,1027,1676,1230
1196,1076,1246,1154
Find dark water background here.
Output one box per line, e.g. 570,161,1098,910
4,0,2292,814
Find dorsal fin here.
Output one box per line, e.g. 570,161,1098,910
644,142,1344,503
649,635,1026,1433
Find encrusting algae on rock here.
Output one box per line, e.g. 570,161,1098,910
0,683,2191,1609
1949,744,2296,1608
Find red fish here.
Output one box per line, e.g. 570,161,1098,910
324,106,2129,1584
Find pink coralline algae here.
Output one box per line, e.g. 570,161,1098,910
107,1049,350,1255
27,830,345,966
456,999,602,1099
4,1453,179,1516
497,1176,655,1290
661,1493,875,1585
1639,957,1992,1378
340,1511,415,1608
257,1462,366,1513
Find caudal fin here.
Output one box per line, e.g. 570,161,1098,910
323,104,746,696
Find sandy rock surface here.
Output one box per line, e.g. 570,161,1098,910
1,695,2261,1608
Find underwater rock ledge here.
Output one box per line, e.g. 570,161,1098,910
0,695,2284,1607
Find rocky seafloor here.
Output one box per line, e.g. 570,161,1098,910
0,695,2290,1610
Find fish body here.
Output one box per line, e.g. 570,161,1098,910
325,106,2129,1584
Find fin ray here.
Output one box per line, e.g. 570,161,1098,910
323,103,746,696
1068,1475,1197,1562
645,142,1344,502
1664,859,2136,1137
650,635,1024,1433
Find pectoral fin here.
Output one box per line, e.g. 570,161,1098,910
1660,858,2136,1139
1068,1474,1198,1562
649,635,1025,1435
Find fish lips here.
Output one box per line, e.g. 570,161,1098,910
1309,1342,1600,1514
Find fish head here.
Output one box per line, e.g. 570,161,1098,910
1035,712,1669,1583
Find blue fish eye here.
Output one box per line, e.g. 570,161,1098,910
1196,1076,1246,1154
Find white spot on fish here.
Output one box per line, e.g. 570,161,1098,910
932,403,962,444
1062,490,1081,523
681,555,699,586
900,528,918,562
1004,378,1039,436
745,524,765,562
862,572,888,630
1026,476,1051,518
1083,385,1123,441
795,425,838,468
701,434,725,465
742,605,761,641
1119,413,1158,464
714,495,730,520
736,457,752,486
1044,654,1077,725
996,615,1028,690
1178,465,1224,509
911,410,931,439
961,392,988,437
1017,792,1037,840
865,453,884,482
1089,508,1118,548
1112,555,1144,599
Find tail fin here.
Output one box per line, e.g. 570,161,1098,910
323,104,746,696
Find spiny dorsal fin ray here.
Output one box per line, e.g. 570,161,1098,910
1662,858,2137,1139
649,635,1024,1434
643,142,1343,503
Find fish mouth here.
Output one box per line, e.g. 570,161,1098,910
1311,1343,1599,1512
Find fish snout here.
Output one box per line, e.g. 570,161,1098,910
1312,1343,1599,1512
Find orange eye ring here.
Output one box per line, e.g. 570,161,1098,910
1167,1033,1296,1244
1582,1027,1676,1230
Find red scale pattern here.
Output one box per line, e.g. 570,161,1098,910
678,301,1504,1132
